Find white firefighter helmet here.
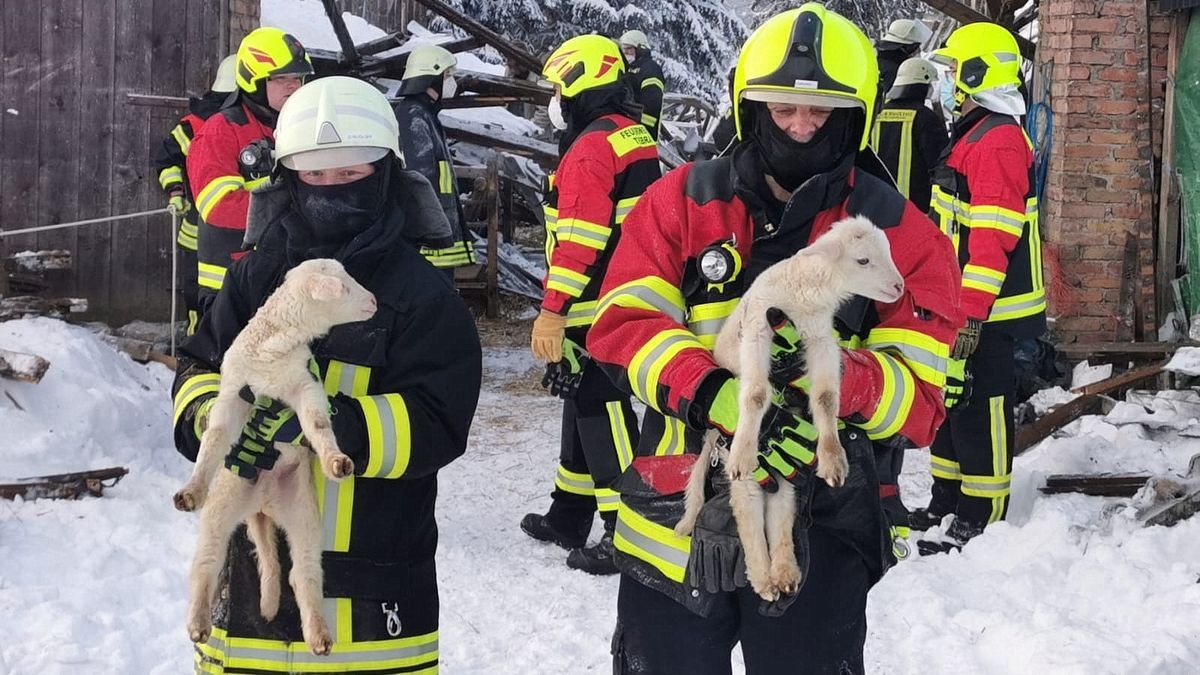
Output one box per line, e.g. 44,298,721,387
274,76,400,171
619,29,651,51
892,57,938,88
881,19,932,46
211,54,238,93
403,44,457,81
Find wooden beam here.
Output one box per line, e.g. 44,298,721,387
441,116,557,168
321,0,362,68
1070,361,1168,396
412,0,542,74
915,0,1036,60
0,348,50,384
0,467,128,501
441,94,540,110
1156,11,1189,333
1015,394,1102,454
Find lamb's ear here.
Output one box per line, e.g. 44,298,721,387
818,236,845,262
303,274,346,302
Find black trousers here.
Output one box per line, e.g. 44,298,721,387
929,330,1016,526
611,527,869,675
178,246,201,335
548,363,639,530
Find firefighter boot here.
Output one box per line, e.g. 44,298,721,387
520,512,590,550
566,528,617,576
907,507,949,532
916,516,984,556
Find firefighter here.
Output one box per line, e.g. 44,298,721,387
871,57,948,212
393,44,476,275
521,34,662,576
151,54,236,334
913,23,1045,555
172,75,481,674
586,6,962,672
618,30,666,140
876,18,932,95
187,27,311,311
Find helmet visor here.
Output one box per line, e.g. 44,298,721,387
281,146,390,172
742,87,864,110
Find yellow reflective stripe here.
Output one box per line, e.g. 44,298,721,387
200,626,439,672
557,217,612,251
641,112,659,127
196,175,245,221
614,501,690,582
197,261,226,290
930,454,961,480
324,360,371,397
874,109,916,197
606,401,634,471
864,327,949,388
173,372,221,426
543,205,559,262
321,596,354,646
967,204,1025,238
930,186,964,244
628,329,705,411
547,266,590,297
555,465,595,496
159,165,183,189
855,350,914,440
613,196,639,224
960,474,1012,498
356,394,411,479
641,77,664,90
975,394,1012,522
606,124,656,157
596,277,687,325
171,123,192,155
988,289,1046,322
654,415,687,456
420,240,475,267
438,160,454,194
177,230,199,251
962,263,1006,295
1027,197,1044,289
688,299,739,350
565,300,597,328
595,487,621,512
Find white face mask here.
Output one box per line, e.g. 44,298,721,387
442,75,457,99
548,97,568,131
938,77,958,116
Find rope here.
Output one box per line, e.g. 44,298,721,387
0,207,168,238
1026,61,1053,206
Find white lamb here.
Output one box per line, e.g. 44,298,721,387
674,216,905,601
173,257,377,655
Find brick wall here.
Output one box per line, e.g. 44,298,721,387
1038,0,1171,343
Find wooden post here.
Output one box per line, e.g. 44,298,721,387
485,154,501,319
1156,12,1190,333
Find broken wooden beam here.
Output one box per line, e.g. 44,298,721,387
0,347,50,383
4,250,71,272
1015,393,1103,454
0,295,87,321
441,94,543,110
1039,474,1150,498
454,72,553,105
413,0,543,73
0,466,128,501
442,116,558,168
914,0,1036,59
1071,361,1168,397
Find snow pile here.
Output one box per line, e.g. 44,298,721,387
1166,346,1200,376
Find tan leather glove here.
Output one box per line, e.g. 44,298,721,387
530,310,567,362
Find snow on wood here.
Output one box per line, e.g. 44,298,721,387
0,347,50,384
0,466,128,501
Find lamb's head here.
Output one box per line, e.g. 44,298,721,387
284,258,377,328
817,216,905,304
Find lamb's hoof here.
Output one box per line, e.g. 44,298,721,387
816,454,848,488
174,488,200,512
725,453,758,483
673,520,695,537
324,454,354,481
260,594,279,622
187,621,211,644
770,556,803,595
746,568,778,602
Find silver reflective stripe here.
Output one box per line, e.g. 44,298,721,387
558,223,610,247
992,293,1046,315
323,597,341,643
365,395,401,476
556,469,594,492
688,316,727,339
860,355,906,436
223,636,438,666
995,52,1019,63
963,270,1003,290
961,477,1011,494
615,517,689,570
322,478,341,552
872,340,947,378
596,490,621,509
635,333,694,404
973,210,1024,230
548,270,587,294
196,176,243,215
608,285,686,323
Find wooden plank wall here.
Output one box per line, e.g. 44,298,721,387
341,0,425,33
0,0,223,325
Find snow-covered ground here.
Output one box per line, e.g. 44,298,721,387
1,317,1199,674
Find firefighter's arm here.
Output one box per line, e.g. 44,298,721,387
398,111,448,199
153,119,194,193
170,261,258,461
639,72,665,131
188,119,257,231
959,130,1032,321
916,107,949,173
329,294,482,480
839,208,963,447
541,146,618,314
589,167,719,422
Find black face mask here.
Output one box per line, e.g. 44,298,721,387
751,106,856,192
287,163,389,248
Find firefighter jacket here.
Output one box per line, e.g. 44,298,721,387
587,147,963,612
393,95,475,269
151,92,228,251
626,55,665,140
543,113,661,345
187,101,274,296
172,193,481,670
931,107,1046,339
870,94,948,212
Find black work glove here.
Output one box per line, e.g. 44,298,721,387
684,489,747,594
541,339,587,399
950,317,983,360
